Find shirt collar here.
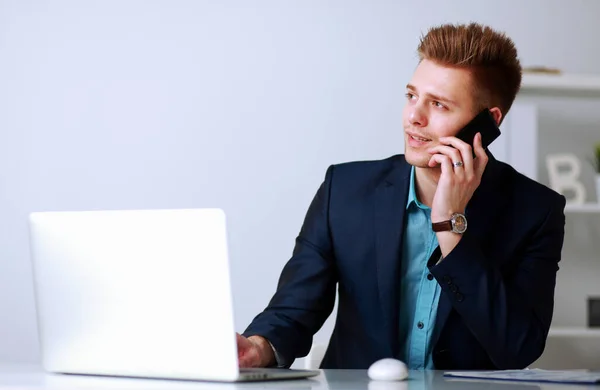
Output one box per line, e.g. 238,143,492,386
406,165,428,210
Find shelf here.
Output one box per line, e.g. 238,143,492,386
549,327,600,336
564,203,600,213
521,73,600,93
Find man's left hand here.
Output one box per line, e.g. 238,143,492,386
427,132,488,222
426,132,488,258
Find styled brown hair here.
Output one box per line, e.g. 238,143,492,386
417,22,522,119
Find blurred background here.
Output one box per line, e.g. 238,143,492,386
0,0,599,370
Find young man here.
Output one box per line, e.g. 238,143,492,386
237,23,566,370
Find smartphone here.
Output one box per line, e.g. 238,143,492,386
455,108,501,153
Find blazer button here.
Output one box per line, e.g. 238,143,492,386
456,293,464,302
442,275,451,284
450,284,458,293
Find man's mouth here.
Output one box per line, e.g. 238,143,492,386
407,133,432,142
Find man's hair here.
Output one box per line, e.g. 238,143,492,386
417,22,522,118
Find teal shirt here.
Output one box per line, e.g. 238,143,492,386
398,166,441,369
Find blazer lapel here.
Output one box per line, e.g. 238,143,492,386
373,156,412,357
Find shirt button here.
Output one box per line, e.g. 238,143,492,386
427,274,434,281
417,321,424,329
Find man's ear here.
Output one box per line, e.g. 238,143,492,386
489,107,503,126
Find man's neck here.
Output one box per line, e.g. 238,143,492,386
414,166,440,208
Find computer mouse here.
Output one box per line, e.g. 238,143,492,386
367,358,408,381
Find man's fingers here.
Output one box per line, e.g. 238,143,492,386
427,145,463,165
439,136,474,162
238,348,260,368
238,356,252,368
428,153,453,176
237,333,262,368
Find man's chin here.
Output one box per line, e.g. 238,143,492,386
404,151,431,168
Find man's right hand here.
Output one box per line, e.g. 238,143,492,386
236,333,276,368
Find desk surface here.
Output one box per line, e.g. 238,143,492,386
0,365,594,390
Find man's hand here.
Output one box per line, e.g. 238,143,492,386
427,132,488,256
236,333,276,368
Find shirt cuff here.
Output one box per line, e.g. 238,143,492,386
267,340,287,368
436,254,444,265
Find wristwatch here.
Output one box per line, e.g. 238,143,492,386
432,213,468,234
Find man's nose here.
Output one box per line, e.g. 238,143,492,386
408,104,427,127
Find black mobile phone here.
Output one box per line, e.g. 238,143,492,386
455,108,501,152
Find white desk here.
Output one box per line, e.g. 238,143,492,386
0,365,595,390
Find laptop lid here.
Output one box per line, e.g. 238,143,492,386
29,208,242,381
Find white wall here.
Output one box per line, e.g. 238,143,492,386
1,0,600,364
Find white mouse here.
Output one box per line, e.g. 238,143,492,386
367,358,408,381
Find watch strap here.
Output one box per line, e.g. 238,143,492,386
432,220,453,232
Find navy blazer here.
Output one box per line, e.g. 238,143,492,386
243,154,566,370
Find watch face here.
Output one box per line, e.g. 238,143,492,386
452,213,467,234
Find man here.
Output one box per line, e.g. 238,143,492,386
237,22,566,370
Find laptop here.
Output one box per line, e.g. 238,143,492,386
28,208,320,382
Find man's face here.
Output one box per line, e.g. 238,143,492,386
402,59,480,168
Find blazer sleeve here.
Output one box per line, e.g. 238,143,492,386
429,194,566,369
242,165,338,367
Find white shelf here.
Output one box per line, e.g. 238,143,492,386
521,73,600,93
565,203,600,213
549,327,600,336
